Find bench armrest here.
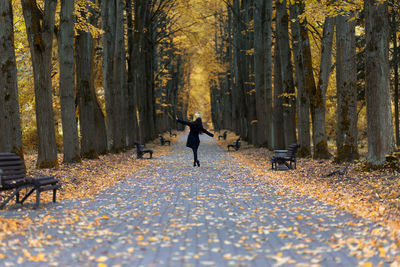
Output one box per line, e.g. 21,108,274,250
0,169,2,188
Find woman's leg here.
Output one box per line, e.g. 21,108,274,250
192,147,198,166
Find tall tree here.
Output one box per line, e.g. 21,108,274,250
313,17,334,159
391,7,400,147
22,0,58,168
273,43,286,149
276,0,296,146
264,0,273,149
101,0,127,152
365,0,395,165
76,0,100,159
126,0,139,147
290,1,311,157
58,0,81,163
254,0,267,146
0,0,23,157
336,13,359,162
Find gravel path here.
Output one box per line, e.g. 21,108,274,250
0,134,398,266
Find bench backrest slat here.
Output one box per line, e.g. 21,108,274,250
285,144,300,158
0,154,26,185
134,142,144,152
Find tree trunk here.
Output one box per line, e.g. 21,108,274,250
254,0,267,146
126,0,138,147
290,2,311,157
114,0,127,148
314,17,334,159
76,27,99,159
392,12,400,147
101,0,126,152
0,0,23,157
365,0,395,165
93,89,108,155
264,0,273,149
58,0,81,163
276,0,296,146
246,0,257,144
336,14,359,162
22,0,58,168
274,43,285,149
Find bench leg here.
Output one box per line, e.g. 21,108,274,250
150,152,153,159
53,189,57,202
20,188,35,204
0,187,25,209
34,187,40,209
16,192,20,204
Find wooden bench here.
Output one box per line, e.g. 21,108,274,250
134,142,153,159
227,138,241,151
169,130,177,138
218,131,227,140
159,136,171,146
0,153,60,209
270,144,300,170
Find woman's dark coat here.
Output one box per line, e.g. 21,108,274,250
177,119,214,149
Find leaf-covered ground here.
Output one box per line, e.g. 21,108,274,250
218,133,400,228
0,133,399,266
0,135,174,242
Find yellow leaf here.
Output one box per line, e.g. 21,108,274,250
97,256,108,262
359,262,373,267
102,215,110,220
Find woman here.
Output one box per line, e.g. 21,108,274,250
176,116,214,167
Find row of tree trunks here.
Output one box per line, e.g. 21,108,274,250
2,0,183,169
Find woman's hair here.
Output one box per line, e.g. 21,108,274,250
193,117,203,131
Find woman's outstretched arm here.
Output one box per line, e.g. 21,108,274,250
176,118,191,126
202,128,214,137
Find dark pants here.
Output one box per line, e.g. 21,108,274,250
191,147,198,163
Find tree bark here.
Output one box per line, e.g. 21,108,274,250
76,27,99,159
392,11,400,147
126,0,139,147
290,2,311,157
58,0,81,163
254,0,267,146
365,0,395,165
314,17,334,159
274,43,285,149
276,0,297,146
336,14,359,162
101,0,126,152
0,0,23,157
22,0,58,168
264,0,273,149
